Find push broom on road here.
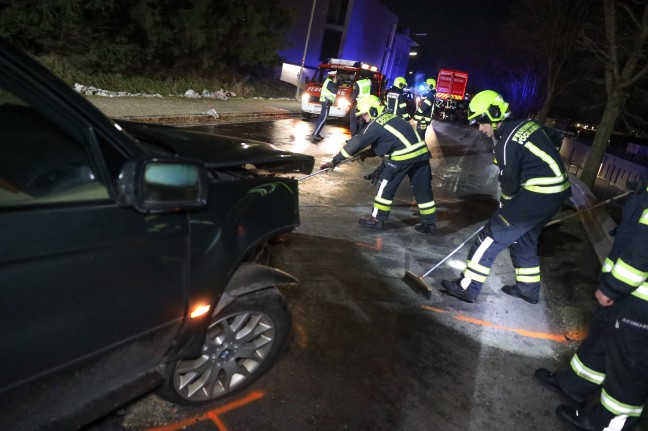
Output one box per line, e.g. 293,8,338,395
404,189,632,299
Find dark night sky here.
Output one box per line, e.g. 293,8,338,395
380,0,513,89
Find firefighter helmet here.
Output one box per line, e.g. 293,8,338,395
394,77,407,89
356,95,384,118
468,90,510,124
426,78,436,90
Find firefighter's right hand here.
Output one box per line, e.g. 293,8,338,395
595,288,614,307
320,161,336,171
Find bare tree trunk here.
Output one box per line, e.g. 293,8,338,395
580,91,624,187
579,0,648,188
537,78,555,123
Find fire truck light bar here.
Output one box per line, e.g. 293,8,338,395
328,58,357,66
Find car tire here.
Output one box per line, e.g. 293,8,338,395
160,287,292,404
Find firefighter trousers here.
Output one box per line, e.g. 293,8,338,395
371,159,436,224
460,188,569,300
313,101,331,137
555,297,648,430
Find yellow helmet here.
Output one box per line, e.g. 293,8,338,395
356,95,384,118
426,78,436,90
394,77,407,89
468,90,510,124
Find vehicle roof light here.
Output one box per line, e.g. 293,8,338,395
190,304,211,319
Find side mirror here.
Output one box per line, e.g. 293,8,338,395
305,76,310,83
117,157,208,213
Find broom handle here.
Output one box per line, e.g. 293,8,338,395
545,190,631,227
296,153,364,181
420,226,484,279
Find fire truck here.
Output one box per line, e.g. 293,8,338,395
434,69,469,122
300,58,386,119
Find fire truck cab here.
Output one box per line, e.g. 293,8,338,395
300,58,385,119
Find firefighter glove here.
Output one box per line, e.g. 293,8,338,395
359,148,376,161
320,161,336,171
363,159,386,185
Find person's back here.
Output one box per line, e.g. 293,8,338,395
359,112,428,163
494,118,570,201
384,86,403,112
384,77,410,121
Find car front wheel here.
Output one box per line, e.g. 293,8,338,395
162,287,291,404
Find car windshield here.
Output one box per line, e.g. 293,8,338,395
314,68,355,86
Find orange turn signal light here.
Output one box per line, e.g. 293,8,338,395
190,304,211,319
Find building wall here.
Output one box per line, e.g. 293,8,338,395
385,32,412,83
342,0,398,69
278,0,409,89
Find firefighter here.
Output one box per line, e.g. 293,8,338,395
413,78,436,135
384,76,412,122
440,90,571,303
312,70,339,142
349,76,372,136
534,183,648,431
319,95,437,233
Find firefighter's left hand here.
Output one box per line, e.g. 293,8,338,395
359,149,376,161
595,288,614,307
319,161,336,171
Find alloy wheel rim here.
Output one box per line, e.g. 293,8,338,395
173,311,275,401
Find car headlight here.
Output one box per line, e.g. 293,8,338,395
337,97,350,109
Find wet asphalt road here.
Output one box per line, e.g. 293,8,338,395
85,116,619,431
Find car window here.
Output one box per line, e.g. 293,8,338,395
0,87,109,207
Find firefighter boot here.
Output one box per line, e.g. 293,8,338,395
415,222,437,234
555,406,595,431
358,216,384,230
501,284,539,304
440,279,477,303
534,369,585,407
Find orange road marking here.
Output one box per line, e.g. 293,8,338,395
293,322,309,348
146,391,265,431
420,304,585,343
356,237,382,250
420,305,448,314
455,314,567,343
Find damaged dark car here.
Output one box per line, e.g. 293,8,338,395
0,38,314,431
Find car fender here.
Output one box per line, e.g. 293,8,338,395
213,263,298,315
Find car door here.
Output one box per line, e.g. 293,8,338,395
0,73,188,425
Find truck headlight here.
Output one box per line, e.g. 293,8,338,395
301,93,310,104
337,97,350,109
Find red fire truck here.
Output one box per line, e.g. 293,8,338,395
434,69,469,122
300,58,386,119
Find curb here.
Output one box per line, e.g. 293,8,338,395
113,111,301,125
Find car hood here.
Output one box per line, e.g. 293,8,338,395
119,121,314,174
